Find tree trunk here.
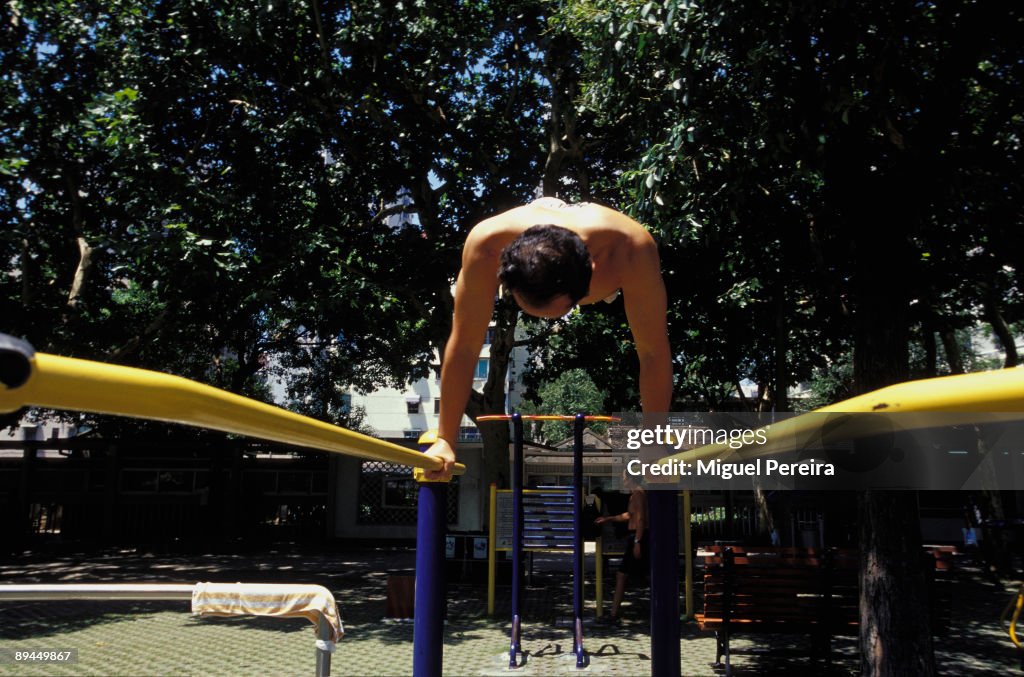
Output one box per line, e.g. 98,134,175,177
859,490,935,676
834,100,935,677
772,292,788,411
853,235,935,677
466,301,518,513
20,238,34,310
752,483,775,541
67,236,93,311
979,282,1019,368
939,329,965,374
540,32,587,199
64,173,93,317
921,313,937,378
974,429,1010,576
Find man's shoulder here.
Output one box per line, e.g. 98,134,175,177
465,218,516,257
572,204,652,245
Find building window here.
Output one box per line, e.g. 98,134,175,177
382,476,418,508
358,461,460,525
434,398,441,414
474,359,489,379
484,327,496,345
459,426,481,442
406,399,421,414
403,430,424,439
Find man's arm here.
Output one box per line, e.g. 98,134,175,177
622,234,673,413
634,492,648,543
594,510,631,526
423,227,499,479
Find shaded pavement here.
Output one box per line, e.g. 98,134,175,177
0,546,1019,676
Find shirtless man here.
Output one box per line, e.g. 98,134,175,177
594,471,648,621
424,198,672,479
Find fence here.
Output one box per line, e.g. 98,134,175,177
0,332,462,677
0,439,332,545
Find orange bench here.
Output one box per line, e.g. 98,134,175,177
696,546,952,673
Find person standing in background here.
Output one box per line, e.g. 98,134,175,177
594,471,649,622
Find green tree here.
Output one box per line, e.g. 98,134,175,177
521,368,607,443
552,1,1021,674
0,1,558,491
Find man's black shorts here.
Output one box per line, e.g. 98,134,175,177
619,533,649,577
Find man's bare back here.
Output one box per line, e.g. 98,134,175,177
423,199,672,479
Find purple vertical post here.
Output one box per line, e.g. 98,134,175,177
413,437,448,677
649,489,680,676
509,413,524,668
573,413,586,668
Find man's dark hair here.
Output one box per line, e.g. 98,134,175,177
498,224,592,307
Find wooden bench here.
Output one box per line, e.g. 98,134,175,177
696,546,953,674
924,545,955,634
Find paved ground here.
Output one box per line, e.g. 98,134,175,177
0,545,1019,676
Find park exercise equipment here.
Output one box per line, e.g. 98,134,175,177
0,583,341,677
0,332,461,677
486,486,606,617
0,335,465,473
478,413,617,670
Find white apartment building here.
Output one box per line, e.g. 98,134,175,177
346,325,529,442
327,324,530,539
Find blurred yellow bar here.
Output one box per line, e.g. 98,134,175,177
660,367,1024,464
815,367,1024,414
1,352,464,475
477,414,620,422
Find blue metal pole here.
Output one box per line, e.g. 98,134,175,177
413,436,448,677
649,489,680,676
509,413,524,668
573,413,585,669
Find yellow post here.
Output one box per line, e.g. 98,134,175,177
487,482,497,616
683,490,694,620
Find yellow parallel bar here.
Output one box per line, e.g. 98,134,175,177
660,367,1024,465
1008,587,1024,649
1,352,464,474
1012,600,1024,650
477,414,620,422
815,368,1024,414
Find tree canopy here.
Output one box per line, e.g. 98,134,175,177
547,3,1020,674
521,368,607,443
5,1,1017,419
2,1,550,424
540,0,1022,410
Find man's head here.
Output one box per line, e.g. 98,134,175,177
498,224,592,318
